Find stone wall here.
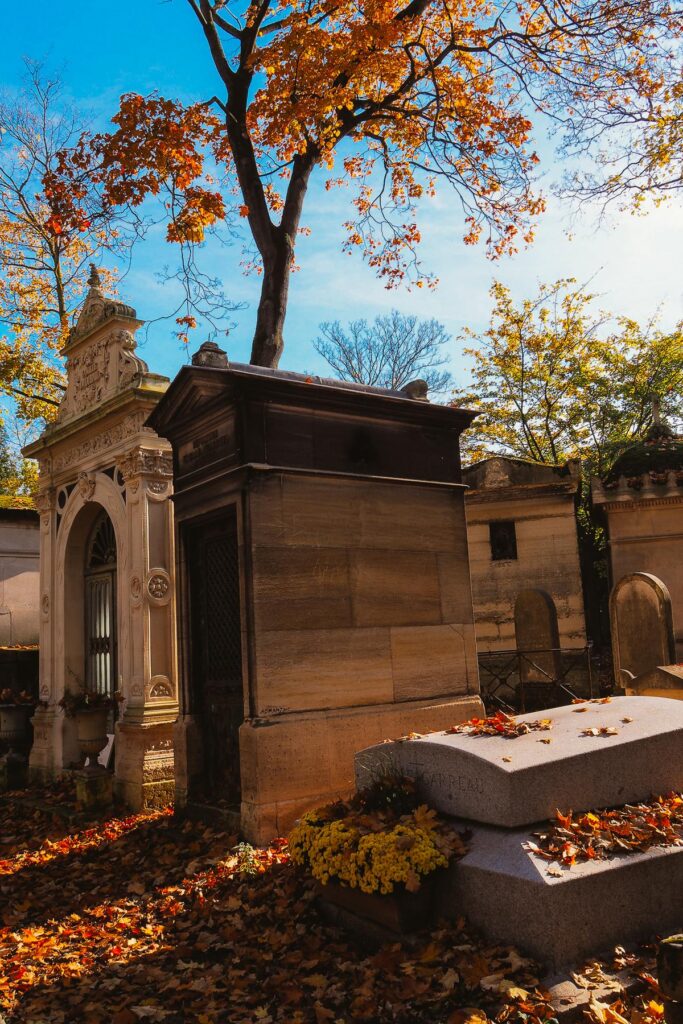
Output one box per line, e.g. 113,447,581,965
0,511,40,647
464,460,587,653
592,476,683,661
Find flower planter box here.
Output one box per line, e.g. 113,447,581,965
315,873,437,934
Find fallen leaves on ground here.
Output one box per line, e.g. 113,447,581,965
0,784,558,1024
446,712,553,739
526,793,683,865
580,727,620,738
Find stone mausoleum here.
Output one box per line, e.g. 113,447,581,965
592,405,683,660
149,344,484,842
24,269,179,808
463,456,587,652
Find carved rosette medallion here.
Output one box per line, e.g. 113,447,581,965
146,570,171,604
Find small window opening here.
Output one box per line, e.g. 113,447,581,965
489,520,517,561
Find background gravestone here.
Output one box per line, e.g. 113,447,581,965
610,572,676,685
514,588,561,684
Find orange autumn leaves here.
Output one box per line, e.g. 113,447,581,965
528,793,683,866
45,96,228,248
43,0,682,304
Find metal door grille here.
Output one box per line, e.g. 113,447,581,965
86,574,115,695
204,531,242,684
85,510,117,697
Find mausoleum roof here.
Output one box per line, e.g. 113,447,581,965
463,455,580,498
603,435,683,484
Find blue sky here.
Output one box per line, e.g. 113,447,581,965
2,1,683,388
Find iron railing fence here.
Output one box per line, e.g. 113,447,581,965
477,643,594,714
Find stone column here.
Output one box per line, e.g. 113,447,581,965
115,445,179,809
28,486,60,782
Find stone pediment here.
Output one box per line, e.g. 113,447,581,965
57,268,152,423
146,367,232,439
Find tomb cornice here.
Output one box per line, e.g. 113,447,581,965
147,363,478,438
599,494,683,512
465,481,578,503
173,460,470,500
24,384,166,461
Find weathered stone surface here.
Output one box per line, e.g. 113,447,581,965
238,695,484,844
355,696,683,827
436,819,683,971
514,588,562,684
610,573,676,684
75,768,113,810
625,664,683,699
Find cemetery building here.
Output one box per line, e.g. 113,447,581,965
23,269,179,808
148,345,484,843
592,409,683,660
0,496,40,696
463,456,587,653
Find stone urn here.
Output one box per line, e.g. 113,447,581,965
658,935,683,1024
0,704,32,759
75,708,109,771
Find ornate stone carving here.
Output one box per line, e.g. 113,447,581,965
34,489,55,514
147,572,170,600
53,413,149,472
62,337,111,417
117,330,149,387
148,479,168,495
130,575,142,601
117,447,173,483
69,266,137,342
41,593,50,617
149,676,172,698
77,472,96,502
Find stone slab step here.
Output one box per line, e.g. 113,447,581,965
436,819,683,971
355,696,683,828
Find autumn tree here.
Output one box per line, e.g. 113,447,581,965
45,0,682,368
0,61,133,448
314,310,452,394
452,278,683,640
452,278,683,473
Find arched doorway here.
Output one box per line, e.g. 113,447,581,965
84,509,118,697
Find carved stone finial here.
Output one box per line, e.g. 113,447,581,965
191,341,229,369
88,264,102,290
401,379,430,402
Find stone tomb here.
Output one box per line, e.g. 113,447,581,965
148,343,484,844
610,572,676,686
355,697,683,969
514,588,562,687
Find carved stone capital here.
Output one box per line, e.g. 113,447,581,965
117,447,173,483
34,489,56,514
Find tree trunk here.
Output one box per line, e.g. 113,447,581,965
250,229,294,367
249,154,315,367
